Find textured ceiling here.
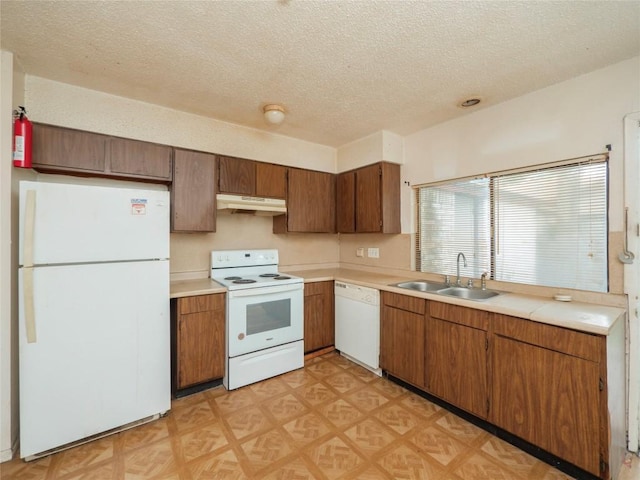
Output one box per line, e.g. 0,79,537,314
1,1,639,147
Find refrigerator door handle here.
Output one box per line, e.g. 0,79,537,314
23,189,36,268
23,189,37,343
23,267,37,343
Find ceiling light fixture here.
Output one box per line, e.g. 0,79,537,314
263,104,286,125
460,98,481,108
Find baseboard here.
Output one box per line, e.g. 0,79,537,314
304,346,335,361
0,439,17,463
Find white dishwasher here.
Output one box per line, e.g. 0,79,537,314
334,281,381,375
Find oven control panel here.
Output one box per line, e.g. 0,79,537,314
211,249,278,269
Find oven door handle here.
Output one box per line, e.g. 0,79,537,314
228,283,303,298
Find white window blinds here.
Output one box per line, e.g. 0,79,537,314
416,155,608,292
416,178,491,278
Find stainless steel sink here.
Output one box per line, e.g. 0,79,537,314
391,281,502,301
437,287,501,301
392,280,448,292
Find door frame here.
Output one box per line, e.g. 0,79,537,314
624,112,640,452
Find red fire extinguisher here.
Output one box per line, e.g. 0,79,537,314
13,106,32,168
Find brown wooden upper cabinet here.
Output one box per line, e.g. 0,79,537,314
109,137,172,181
218,156,287,199
32,123,108,174
274,168,336,233
171,149,217,232
256,162,287,199
336,162,401,234
31,123,172,182
218,156,255,195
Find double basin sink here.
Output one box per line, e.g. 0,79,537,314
392,280,501,301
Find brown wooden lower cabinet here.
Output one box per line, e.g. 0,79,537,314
174,293,225,390
425,307,488,418
380,292,426,389
303,281,334,353
379,295,610,478
491,314,603,476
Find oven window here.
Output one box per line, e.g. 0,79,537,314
246,299,291,335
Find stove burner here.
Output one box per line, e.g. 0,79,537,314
224,276,242,280
274,276,291,280
259,273,279,278
233,279,257,284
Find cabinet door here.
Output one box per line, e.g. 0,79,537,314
380,305,425,388
256,163,287,199
379,162,401,234
336,171,356,233
337,162,400,234
109,137,172,180
285,169,336,233
304,281,334,353
491,335,601,475
218,156,255,195
355,163,382,232
176,295,225,389
171,149,216,232
32,123,107,173
426,317,488,418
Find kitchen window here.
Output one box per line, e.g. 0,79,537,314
415,155,608,292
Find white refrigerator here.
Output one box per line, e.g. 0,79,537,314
18,181,171,459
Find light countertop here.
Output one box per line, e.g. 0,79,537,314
170,267,625,336
170,278,226,298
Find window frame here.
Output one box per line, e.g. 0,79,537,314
415,154,609,292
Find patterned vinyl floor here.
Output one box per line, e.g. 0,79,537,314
2,352,577,479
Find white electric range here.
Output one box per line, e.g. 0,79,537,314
211,249,304,390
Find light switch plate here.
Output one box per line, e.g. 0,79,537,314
356,247,364,257
367,247,379,258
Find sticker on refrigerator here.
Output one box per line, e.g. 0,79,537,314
131,198,147,215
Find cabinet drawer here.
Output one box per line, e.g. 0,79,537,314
304,281,333,296
429,301,490,330
382,291,425,315
493,314,602,362
179,294,225,315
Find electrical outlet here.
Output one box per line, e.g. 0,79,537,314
367,247,379,258
356,247,364,257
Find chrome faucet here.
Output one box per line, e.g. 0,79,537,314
481,271,488,290
456,252,467,286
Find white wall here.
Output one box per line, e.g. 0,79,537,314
403,56,640,235
0,50,30,463
24,76,336,172
623,112,640,452
0,49,16,463
337,130,403,172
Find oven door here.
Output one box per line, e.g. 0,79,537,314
227,283,303,357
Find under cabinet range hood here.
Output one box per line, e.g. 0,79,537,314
216,194,286,216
